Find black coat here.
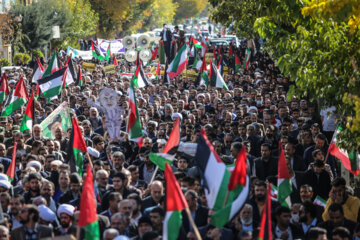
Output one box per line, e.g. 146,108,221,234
247,197,281,224
318,218,357,238
141,196,158,213
181,205,209,233
302,168,331,200
253,157,278,181
160,29,172,42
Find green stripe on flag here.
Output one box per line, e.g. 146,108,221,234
213,170,231,211
0,92,5,104
74,148,84,175
348,151,359,171
2,98,27,116
20,115,32,133
149,152,173,171
164,211,182,240
278,179,292,208
82,220,100,240
42,85,62,99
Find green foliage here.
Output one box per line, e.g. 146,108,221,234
0,58,11,67
173,0,207,24
31,50,44,59
63,0,98,46
210,0,360,150
13,53,31,64
10,0,71,50
141,0,178,31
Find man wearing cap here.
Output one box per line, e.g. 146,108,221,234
10,204,53,240
55,204,77,236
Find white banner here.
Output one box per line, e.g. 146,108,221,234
98,39,125,54
67,47,93,60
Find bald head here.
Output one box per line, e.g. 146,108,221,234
150,181,163,203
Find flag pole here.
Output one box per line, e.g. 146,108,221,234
76,226,81,240
185,207,202,240
223,190,230,207
149,165,159,184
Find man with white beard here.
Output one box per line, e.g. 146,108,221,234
239,204,256,232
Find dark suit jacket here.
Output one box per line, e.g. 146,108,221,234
10,224,53,240
254,157,278,181
318,218,357,238
291,155,306,171
160,29,172,42
198,225,233,240
182,205,209,233
302,168,331,200
247,197,281,224
141,196,157,213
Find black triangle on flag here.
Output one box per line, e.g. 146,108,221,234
209,61,217,87
68,58,78,84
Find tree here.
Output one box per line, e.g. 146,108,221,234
141,0,178,31
210,0,360,150
9,0,71,51
61,0,99,47
173,0,207,24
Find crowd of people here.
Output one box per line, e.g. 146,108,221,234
0,23,359,240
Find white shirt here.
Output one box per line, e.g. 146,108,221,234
320,106,336,131
163,29,167,42
301,218,318,234
275,225,293,240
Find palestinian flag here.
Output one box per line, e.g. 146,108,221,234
43,51,59,78
209,61,228,90
167,44,188,79
270,184,279,199
20,92,34,133
243,48,251,70
0,73,9,104
258,184,273,240
35,83,40,99
163,163,188,240
76,66,83,87
329,128,360,175
149,152,175,170
278,146,292,208
211,146,250,227
6,141,17,182
235,53,241,73
313,195,326,208
38,68,68,98
192,56,202,70
32,58,44,83
222,27,226,37
163,117,180,153
228,45,234,58
194,129,231,211
68,117,88,175
199,54,209,87
1,77,28,116
92,41,105,61
105,43,111,62
189,36,202,48
201,36,207,57
155,60,161,83
127,78,143,146
78,165,100,240
159,41,166,64
67,58,78,85
133,61,149,88
151,47,158,62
